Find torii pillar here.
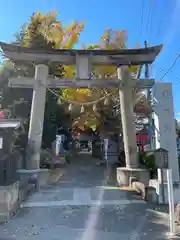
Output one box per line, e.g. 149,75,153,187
28,64,48,169
116,65,150,186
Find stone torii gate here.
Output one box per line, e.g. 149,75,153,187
0,42,162,185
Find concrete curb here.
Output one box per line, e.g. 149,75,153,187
47,168,65,184
132,181,158,203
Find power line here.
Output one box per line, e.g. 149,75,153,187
151,63,180,86
148,0,156,43
153,64,179,78
156,19,162,38
155,1,164,39
146,0,153,38
159,54,180,81
140,0,145,37
149,0,155,35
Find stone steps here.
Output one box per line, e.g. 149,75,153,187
20,187,144,208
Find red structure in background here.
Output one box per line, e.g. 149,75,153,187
72,132,80,140
136,135,149,142
0,111,5,120
136,135,150,152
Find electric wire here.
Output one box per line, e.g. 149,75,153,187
159,54,180,81
140,0,145,37
146,0,153,39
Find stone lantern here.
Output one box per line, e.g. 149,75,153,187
154,148,169,204
154,148,169,169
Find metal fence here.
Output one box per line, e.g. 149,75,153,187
0,152,19,186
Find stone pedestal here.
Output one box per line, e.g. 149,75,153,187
116,167,150,186
17,168,50,189
149,179,180,204
0,181,19,223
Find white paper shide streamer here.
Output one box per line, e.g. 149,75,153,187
68,103,72,112
81,105,84,113
104,138,108,162
55,135,62,156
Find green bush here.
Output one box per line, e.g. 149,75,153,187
139,151,157,178
40,148,52,168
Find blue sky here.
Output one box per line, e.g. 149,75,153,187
0,0,180,117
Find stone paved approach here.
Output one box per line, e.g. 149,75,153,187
0,154,179,239
20,187,144,207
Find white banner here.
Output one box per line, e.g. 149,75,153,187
104,138,109,161
55,135,62,156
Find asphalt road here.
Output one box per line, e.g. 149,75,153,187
0,154,178,240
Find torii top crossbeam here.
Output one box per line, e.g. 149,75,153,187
0,42,163,66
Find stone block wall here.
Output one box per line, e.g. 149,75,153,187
0,181,19,223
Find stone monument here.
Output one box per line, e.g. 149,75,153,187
153,82,179,182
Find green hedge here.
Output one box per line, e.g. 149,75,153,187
139,151,157,178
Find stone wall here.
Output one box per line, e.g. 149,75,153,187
0,181,19,223
149,179,180,204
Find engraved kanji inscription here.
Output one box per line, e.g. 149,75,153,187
162,89,172,98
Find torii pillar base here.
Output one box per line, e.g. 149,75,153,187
116,66,150,186
17,64,50,190
116,167,150,186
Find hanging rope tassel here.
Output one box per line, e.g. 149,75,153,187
104,98,108,105
80,105,84,113
93,104,97,112
68,103,72,112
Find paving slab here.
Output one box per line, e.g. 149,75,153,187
0,153,179,239
0,204,177,239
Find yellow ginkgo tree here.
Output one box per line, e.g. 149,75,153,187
3,11,89,148
59,28,143,132
12,11,148,133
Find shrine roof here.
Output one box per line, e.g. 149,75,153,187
0,42,163,66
